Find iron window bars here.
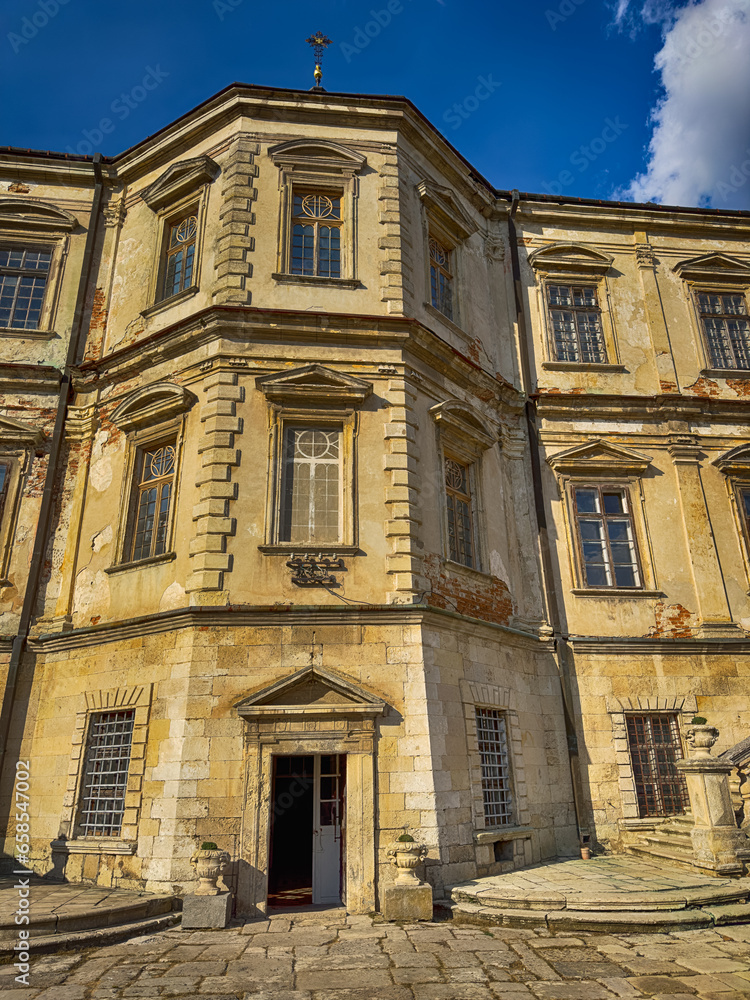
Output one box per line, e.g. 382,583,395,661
77,710,136,837
547,284,607,363
626,714,689,818
475,707,513,826
697,292,750,369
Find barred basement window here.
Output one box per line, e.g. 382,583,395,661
162,214,197,300
127,442,176,562
279,427,341,544
697,292,750,369
547,284,607,363
291,192,342,278
0,247,51,330
429,237,453,320
445,457,474,568
77,710,135,837
476,708,513,826
626,714,689,818
573,485,642,588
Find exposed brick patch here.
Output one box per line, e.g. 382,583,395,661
659,380,678,393
8,182,30,193
646,601,695,638
423,553,514,626
685,376,720,398
467,338,481,365
727,378,750,398
83,288,108,363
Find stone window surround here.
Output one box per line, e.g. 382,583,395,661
713,444,750,592
0,416,43,585
528,242,624,372
673,253,750,377
459,679,530,842
52,684,152,855
268,139,366,284
607,695,697,825
106,382,195,572
548,440,661,597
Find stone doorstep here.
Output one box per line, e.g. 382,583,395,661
0,912,181,956
703,903,750,925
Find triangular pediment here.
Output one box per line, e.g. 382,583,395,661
140,155,220,211
430,399,497,454
255,364,372,406
0,413,44,448
417,179,477,243
235,666,386,718
714,443,750,475
110,382,197,431
548,439,652,476
268,139,366,174
673,253,750,284
0,197,77,232
528,242,613,276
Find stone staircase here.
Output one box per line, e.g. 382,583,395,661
625,814,697,871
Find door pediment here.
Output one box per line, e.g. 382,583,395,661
235,665,386,718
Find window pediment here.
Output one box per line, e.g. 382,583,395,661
140,156,220,212
548,439,652,476
0,197,78,232
0,414,44,449
268,139,366,176
714,443,750,476
110,382,197,432
417,180,477,243
235,665,386,718
673,253,750,284
528,242,613,277
256,364,372,406
430,399,497,455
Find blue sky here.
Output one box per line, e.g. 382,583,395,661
2,0,749,208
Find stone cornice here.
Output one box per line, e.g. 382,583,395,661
534,391,750,422
0,363,62,394
567,634,750,654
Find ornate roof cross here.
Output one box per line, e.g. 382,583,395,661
306,31,332,90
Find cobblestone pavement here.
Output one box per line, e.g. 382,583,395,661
1,911,749,1000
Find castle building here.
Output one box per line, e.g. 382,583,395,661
0,83,748,916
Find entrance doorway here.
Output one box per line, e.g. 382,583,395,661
267,754,346,908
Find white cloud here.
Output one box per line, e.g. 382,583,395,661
616,0,750,209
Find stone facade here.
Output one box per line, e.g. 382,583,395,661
0,84,747,914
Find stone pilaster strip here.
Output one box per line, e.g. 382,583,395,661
212,137,259,305
378,152,412,315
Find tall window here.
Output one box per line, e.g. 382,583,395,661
626,714,689,818
476,708,513,826
128,442,176,562
291,192,342,278
574,485,641,588
445,457,474,569
430,237,453,320
0,464,8,525
697,292,750,369
162,214,197,299
740,487,750,543
279,427,341,544
0,247,51,330
548,284,607,363
77,710,135,837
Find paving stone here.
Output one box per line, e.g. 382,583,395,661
677,973,750,992
527,984,615,999
627,976,698,993
295,970,393,990
0,990,40,999
509,941,562,981
169,962,229,977
388,951,439,967
674,958,750,975
391,966,445,983
594,978,644,997
530,939,587,949
411,986,498,999
31,990,87,1000
551,960,631,979
304,990,411,1000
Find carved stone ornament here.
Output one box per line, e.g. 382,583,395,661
387,839,428,885
483,235,505,262
685,724,720,758
190,847,230,895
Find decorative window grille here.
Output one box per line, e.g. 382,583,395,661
626,714,689,818
445,457,474,568
574,486,641,588
77,710,135,837
697,292,750,369
476,708,513,826
129,442,176,562
0,247,51,330
279,427,341,544
430,237,453,320
291,192,342,278
163,214,197,299
547,284,607,363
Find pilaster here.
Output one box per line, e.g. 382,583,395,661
634,233,680,393
378,152,412,315
212,137,258,305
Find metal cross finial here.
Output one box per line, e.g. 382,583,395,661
306,31,332,89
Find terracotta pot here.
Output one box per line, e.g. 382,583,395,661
190,848,230,896
580,846,591,860
387,841,428,885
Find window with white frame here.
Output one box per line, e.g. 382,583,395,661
547,284,607,363
696,291,750,370
279,426,342,545
291,192,343,279
445,456,475,568
573,485,642,589
0,247,52,330
161,213,198,301
475,707,513,826
76,710,136,837
125,440,177,562
429,236,454,320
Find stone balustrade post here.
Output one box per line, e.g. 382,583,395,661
676,724,750,876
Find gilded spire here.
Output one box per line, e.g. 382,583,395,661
306,31,332,90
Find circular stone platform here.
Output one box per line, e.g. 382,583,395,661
449,855,750,932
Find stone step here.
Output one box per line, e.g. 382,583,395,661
639,832,693,852
450,901,715,933
0,912,181,956
626,843,698,870
703,901,750,924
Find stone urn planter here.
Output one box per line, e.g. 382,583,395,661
685,718,720,758
190,842,230,896
387,834,428,885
